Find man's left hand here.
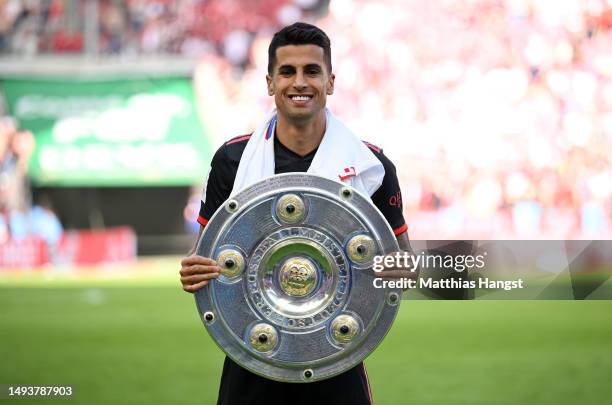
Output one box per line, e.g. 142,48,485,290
375,231,418,288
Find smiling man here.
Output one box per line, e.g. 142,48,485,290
180,22,413,405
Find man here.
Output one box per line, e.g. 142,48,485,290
180,22,413,405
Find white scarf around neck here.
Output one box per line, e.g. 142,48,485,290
230,109,385,197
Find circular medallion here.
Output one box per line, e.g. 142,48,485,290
276,193,306,224
330,314,361,344
216,249,245,279
279,257,318,297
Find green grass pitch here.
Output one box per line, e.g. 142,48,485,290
1,281,611,404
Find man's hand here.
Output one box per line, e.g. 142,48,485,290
375,254,418,291
376,231,418,288
180,255,221,293
376,252,418,280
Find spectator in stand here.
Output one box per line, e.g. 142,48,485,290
30,194,63,263
0,116,35,240
182,187,201,235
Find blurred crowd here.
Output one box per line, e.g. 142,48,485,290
0,0,327,65
1,0,611,240
194,0,612,239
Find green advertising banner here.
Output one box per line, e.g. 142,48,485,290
1,77,212,186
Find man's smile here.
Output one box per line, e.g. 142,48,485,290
288,94,313,105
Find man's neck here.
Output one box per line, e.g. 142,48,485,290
275,110,326,157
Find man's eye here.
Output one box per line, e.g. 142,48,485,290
306,69,320,75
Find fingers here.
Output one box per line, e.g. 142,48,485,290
181,255,217,267
376,270,418,279
181,272,219,284
180,255,221,293
180,263,221,277
181,272,220,293
182,279,213,293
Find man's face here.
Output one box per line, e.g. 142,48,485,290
266,44,335,124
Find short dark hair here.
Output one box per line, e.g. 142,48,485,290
267,22,332,75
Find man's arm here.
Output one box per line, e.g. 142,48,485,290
180,142,239,293
397,230,412,252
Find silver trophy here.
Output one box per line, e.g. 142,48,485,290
195,173,401,382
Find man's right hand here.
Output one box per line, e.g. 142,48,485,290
180,255,221,293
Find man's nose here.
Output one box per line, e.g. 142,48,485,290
293,71,307,89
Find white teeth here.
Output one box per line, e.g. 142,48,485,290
291,96,311,101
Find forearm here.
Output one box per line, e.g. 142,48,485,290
396,231,412,253
397,231,419,275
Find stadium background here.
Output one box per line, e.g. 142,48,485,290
1,0,611,404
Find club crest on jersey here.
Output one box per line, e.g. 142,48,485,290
338,166,357,181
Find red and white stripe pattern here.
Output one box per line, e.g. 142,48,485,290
226,134,252,145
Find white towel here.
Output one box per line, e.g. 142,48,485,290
231,109,385,197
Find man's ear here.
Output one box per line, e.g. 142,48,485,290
327,73,335,95
266,74,274,96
